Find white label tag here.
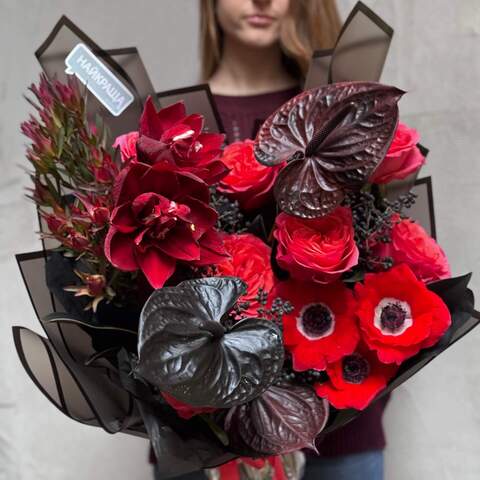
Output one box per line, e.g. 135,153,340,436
65,43,134,117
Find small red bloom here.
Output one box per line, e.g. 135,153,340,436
376,215,451,283
370,122,426,184
315,342,397,410
90,150,119,184
74,193,111,227
43,212,67,235
355,264,451,364
218,140,283,211
274,280,360,371
161,392,216,419
135,97,228,184
113,131,139,163
274,207,359,284
104,162,228,288
216,233,274,316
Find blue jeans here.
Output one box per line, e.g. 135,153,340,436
303,450,384,480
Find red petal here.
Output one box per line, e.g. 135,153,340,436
139,97,186,139
110,203,137,233
158,225,200,261
142,164,179,198
104,227,138,271
136,135,174,165
195,133,225,152
183,196,217,238
195,229,230,265
156,101,186,132
315,375,387,410
182,114,204,137
197,160,230,185
137,248,176,288
131,192,169,218
139,97,159,137
176,171,210,203
113,162,149,205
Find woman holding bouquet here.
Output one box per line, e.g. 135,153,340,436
154,1,386,478
206,1,386,479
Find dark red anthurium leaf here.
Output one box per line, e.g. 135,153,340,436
224,384,329,456
135,277,284,408
254,82,404,218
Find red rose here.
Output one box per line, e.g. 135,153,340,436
136,98,227,184
315,342,397,410
113,131,139,163
161,392,216,419
377,216,451,283
355,264,451,364
216,233,274,316
370,122,426,184
274,207,359,284
218,140,283,211
104,162,228,288
274,280,360,371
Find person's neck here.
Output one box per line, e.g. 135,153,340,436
209,36,297,96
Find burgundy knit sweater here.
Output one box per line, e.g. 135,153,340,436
214,88,388,457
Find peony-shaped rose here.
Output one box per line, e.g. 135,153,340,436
104,162,228,288
370,122,425,184
218,139,283,211
136,98,227,184
216,233,274,316
378,216,451,283
355,264,451,364
113,131,139,163
274,207,359,283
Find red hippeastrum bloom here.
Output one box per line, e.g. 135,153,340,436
274,280,360,371
104,162,228,288
136,97,228,184
355,264,451,365
315,342,397,410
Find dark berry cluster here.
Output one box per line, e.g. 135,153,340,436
257,291,294,331
344,189,417,273
210,187,248,234
279,356,328,386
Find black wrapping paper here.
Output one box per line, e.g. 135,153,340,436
304,1,393,89
36,16,156,138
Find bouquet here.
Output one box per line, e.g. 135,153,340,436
13,3,479,479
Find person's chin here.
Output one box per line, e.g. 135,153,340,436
238,31,278,49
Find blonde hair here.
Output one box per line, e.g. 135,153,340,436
200,0,342,81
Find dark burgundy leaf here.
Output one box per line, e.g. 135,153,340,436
224,385,329,455
135,277,284,408
254,82,404,218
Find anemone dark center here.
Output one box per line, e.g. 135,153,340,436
300,303,334,338
380,303,407,333
342,354,370,384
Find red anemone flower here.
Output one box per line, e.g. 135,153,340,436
273,280,360,371
136,97,228,184
104,162,228,288
315,342,397,410
354,263,451,365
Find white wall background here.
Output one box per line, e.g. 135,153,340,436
1,1,479,479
